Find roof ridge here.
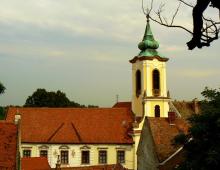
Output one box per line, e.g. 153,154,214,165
71,122,82,142
47,123,64,142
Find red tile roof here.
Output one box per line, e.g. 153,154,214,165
52,164,126,170
21,157,51,170
6,107,133,144
112,102,131,110
147,118,188,162
0,122,17,169
159,149,185,170
172,100,200,118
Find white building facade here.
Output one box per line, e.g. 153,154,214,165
21,143,134,169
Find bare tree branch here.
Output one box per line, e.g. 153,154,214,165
149,15,192,34
178,0,194,8
150,1,192,34
141,0,147,15
142,0,220,50
142,0,153,15
171,2,181,25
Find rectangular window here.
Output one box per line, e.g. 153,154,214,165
81,151,90,164
117,150,125,164
99,150,107,164
40,150,48,158
23,150,31,157
61,151,69,164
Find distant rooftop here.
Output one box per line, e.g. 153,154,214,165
21,157,51,170
172,100,200,119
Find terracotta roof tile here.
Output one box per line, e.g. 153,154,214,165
21,157,51,170
112,102,131,110
159,149,185,170
147,117,188,162
172,101,200,118
6,107,133,144
0,122,17,169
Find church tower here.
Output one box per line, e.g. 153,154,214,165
130,17,170,118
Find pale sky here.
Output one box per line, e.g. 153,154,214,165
0,0,220,107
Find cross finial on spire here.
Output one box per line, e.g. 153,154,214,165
146,14,150,23
146,8,150,23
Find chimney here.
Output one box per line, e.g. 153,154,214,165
15,109,21,125
193,98,199,114
15,109,21,170
168,112,176,125
15,114,21,125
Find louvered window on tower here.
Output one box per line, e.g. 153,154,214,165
136,70,141,97
153,69,160,96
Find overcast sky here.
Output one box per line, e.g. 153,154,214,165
0,0,219,107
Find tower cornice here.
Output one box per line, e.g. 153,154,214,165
129,56,169,63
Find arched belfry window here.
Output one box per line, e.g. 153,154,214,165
155,105,160,117
153,69,160,96
136,70,141,97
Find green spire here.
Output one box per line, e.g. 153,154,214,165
138,17,163,58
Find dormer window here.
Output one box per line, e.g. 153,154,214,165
136,70,141,97
153,69,160,96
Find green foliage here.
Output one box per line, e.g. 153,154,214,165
24,88,86,108
173,132,188,146
0,107,5,120
0,82,5,94
175,87,220,170
88,105,99,108
0,82,6,120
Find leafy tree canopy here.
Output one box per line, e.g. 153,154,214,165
174,87,220,170
24,88,97,108
0,82,5,94
0,107,5,120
